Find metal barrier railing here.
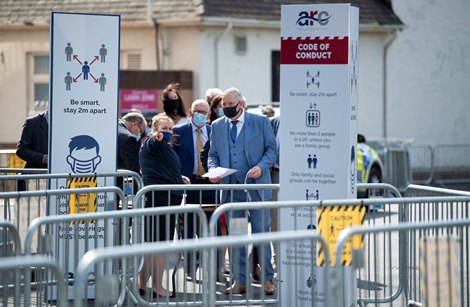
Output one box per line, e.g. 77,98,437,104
0,255,67,307
335,218,470,306
208,194,470,306
0,220,21,256
0,169,143,193
26,202,207,306
405,183,470,197
409,143,470,187
74,230,329,307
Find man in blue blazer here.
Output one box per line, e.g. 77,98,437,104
208,87,277,295
173,99,216,279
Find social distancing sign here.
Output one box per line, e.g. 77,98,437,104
317,205,365,266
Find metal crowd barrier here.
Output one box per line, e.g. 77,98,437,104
0,255,67,307
0,170,142,251
209,194,470,306
409,143,470,187
74,230,329,307
0,220,21,256
335,218,470,306
0,169,143,193
26,202,207,306
405,183,470,197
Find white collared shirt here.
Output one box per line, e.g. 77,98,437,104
229,109,245,139
192,122,208,174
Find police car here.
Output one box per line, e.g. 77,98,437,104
357,139,384,199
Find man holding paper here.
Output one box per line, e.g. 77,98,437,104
208,87,278,295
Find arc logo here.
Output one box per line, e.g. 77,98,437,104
296,10,331,27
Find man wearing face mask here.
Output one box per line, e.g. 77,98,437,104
117,112,147,193
208,87,278,295
173,99,221,280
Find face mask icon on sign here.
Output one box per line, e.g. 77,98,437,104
66,135,102,173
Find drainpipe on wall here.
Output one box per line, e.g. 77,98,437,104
383,30,397,138
214,21,233,88
151,18,161,70
147,0,160,70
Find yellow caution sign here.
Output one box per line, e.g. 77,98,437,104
317,204,365,266
67,177,97,223
8,154,26,169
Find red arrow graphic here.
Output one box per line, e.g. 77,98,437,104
73,55,82,65
89,56,99,65
89,73,98,83
73,73,82,82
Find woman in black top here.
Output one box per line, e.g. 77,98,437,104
138,113,190,298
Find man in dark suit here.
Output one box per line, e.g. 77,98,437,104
17,111,49,169
117,112,147,196
16,111,49,191
173,99,217,280
208,87,277,295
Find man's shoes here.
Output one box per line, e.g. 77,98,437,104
224,282,246,294
217,272,227,283
252,264,261,282
264,280,274,295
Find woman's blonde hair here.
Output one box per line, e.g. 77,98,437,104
151,113,174,131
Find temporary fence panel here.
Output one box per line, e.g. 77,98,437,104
409,143,470,187
209,193,470,307
0,169,143,194
335,218,470,307
0,171,142,252
26,202,207,305
74,230,330,307
408,145,434,185
0,255,67,307
405,183,470,198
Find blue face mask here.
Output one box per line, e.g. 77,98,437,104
162,131,173,143
132,133,141,142
192,112,207,127
218,108,225,117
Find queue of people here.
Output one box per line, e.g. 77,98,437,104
17,82,279,298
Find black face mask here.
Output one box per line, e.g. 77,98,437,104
164,98,181,109
223,101,241,119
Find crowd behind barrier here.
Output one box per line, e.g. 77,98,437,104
0,169,470,306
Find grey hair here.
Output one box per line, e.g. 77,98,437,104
205,88,223,104
223,87,244,102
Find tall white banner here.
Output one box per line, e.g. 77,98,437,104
279,4,359,306
49,12,120,299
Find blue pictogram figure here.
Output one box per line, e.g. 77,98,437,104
312,154,318,168
307,154,313,168
82,61,90,80
66,135,102,173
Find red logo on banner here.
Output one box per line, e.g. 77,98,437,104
281,37,349,65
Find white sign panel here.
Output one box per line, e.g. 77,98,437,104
279,4,358,306
49,12,120,298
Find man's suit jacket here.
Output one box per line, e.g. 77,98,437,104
16,111,48,168
117,121,141,173
173,122,211,178
208,112,278,203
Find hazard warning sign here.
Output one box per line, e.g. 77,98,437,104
67,177,97,215
317,204,365,266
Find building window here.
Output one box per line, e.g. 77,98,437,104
271,50,280,102
235,36,247,54
28,54,49,114
121,51,142,70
